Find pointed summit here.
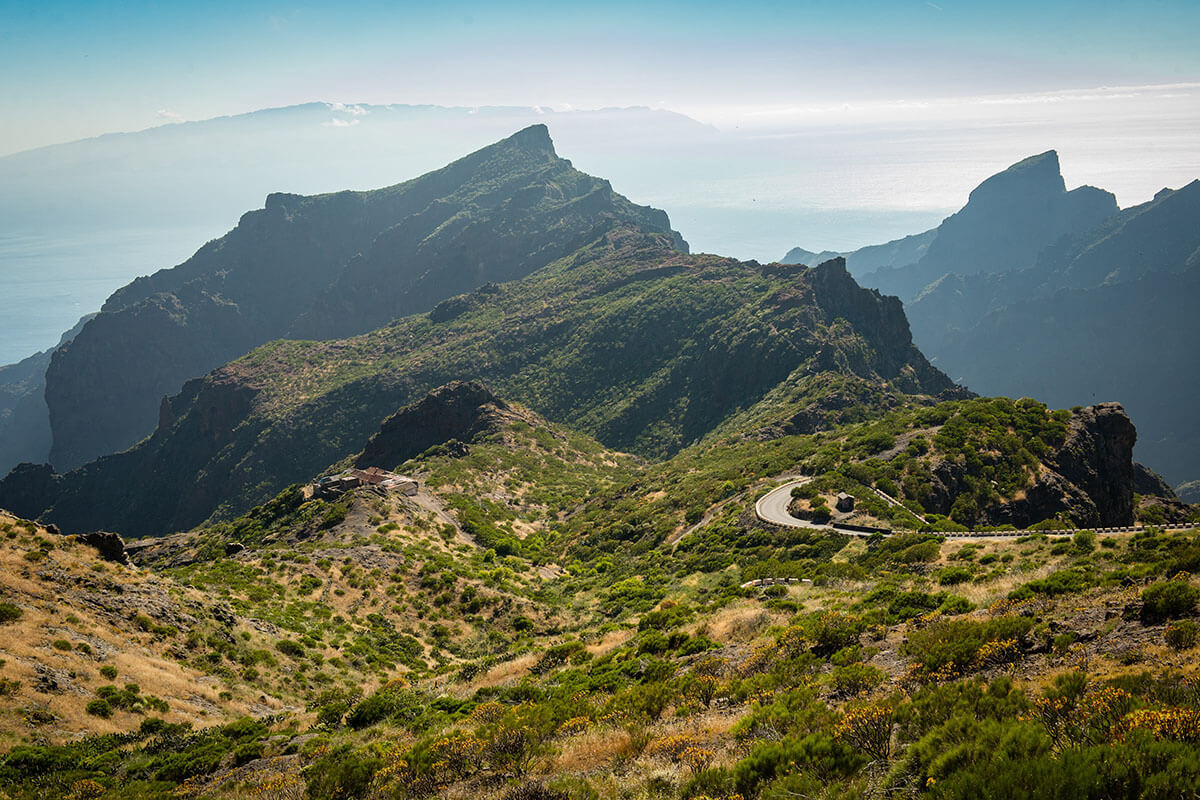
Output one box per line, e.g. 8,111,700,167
903,150,1116,286
966,150,1065,204
504,123,555,155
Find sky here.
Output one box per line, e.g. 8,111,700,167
3,0,1200,156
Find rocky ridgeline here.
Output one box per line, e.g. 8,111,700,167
355,381,516,470
33,125,686,472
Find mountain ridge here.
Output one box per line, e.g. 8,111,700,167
2,235,955,537
39,125,685,471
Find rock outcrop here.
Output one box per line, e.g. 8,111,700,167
1047,402,1137,526
76,531,130,565
356,382,512,470
923,403,1139,529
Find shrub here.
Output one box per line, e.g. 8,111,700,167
52,639,72,651
1141,580,1200,622
1009,569,1095,600
732,733,864,798
275,639,305,657
304,744,381,799
501,782,570,800
829,663,885,697
937,566,973,586
903,616,1034,674
803,612,864,656
346,684,423,730
0,603,22,623
98,665,118,679
85,699,112,718
1165,620,1198,651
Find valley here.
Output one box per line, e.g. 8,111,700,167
0,127,1197,800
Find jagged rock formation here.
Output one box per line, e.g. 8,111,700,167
356,382,513,470
1049,403,1138,525
861,151,1118,301
922,403,1138,528
914,179,1200,484
786,154,1197,486
0,238,956,537
42,125,686,470
0,315,94,474
75,531,131,565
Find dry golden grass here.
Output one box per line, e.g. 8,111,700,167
0,512,266,743
585,628,634,657
471,653,538,689
555,725,635,772
706,601,782,643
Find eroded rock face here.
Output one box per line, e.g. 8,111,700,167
77,531,130,565
1053,402,1137,526
921,403,1139,528
0,462,61,521
355,381,511,470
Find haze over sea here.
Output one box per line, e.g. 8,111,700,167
1,81,1196,366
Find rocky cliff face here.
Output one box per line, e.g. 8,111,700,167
917,179,1200,484
42,125,686,471
806,258,952,391
0,315,94,474
861,151,1119,301
356,382,513,470
1051,402,1138,525
923,402,1138,528
3,373,264,537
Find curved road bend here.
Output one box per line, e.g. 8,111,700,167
754,477,1200,539
755,478,825,529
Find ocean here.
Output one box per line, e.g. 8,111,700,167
0,226,222,365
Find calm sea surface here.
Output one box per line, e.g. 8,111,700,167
0,226,220,365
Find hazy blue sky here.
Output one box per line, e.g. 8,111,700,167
3,0,1199,155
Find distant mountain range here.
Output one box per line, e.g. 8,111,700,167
783,152,1200,487
0,103,714,236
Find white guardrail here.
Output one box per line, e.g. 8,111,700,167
754,478,1200,540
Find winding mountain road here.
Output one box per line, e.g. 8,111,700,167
753,476,1199,539
754,477,823,529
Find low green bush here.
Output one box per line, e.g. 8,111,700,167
1141,580,1200,622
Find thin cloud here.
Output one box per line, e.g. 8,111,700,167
156,109,184,123
322,118,361,127
327,102,369,116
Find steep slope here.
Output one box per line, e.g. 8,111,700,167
0,511,294,745
860,151,1118,301
1,235,955,537
41,125,684,470
906,179,1200,483
0,316,93,474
